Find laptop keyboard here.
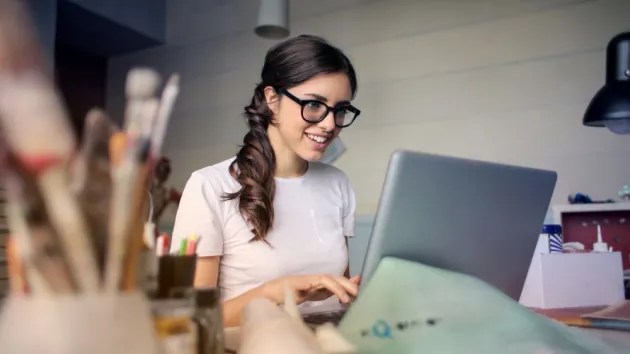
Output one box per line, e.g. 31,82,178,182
302,309,347,326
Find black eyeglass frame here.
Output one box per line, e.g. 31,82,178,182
278,89,361,128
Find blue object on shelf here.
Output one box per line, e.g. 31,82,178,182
541,224,563,253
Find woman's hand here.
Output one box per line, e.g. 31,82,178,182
262,274,361,305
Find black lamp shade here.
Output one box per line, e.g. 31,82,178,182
583,32,630,134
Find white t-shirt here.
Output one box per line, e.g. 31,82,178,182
170,157,357,302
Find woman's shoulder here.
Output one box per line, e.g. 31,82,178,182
306,162,354,195
185,156,239,192
308,161,349,182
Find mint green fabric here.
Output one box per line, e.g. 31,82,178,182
338,257,629,353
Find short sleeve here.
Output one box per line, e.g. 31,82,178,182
170,172,223,257
342,176,357,237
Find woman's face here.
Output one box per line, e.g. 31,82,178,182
265,72,354,162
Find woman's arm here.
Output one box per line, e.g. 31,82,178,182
344,237,350,278
195,256,267,328
195,256,359,328
341,172,356,279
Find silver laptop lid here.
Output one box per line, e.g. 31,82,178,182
360,150,557,300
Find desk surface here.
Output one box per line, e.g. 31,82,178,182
532,306,604,319
224,307,630,352
532,306,630,347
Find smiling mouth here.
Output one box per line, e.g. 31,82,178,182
305,133,329,144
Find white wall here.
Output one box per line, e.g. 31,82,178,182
106,0,630,227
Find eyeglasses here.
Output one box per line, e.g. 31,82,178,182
279,89,360,128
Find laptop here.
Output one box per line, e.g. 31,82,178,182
301,149,557,326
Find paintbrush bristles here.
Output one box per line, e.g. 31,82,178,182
124,68,161,137
0,73,76,160
150,73,181,159
0,1,73,159
0,0,48,75
165,74,180,90
125,68,162,99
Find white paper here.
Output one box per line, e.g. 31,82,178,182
321,138,346,165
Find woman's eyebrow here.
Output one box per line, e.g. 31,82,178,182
304,93,328,101
304,93,351,106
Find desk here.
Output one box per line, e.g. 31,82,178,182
532,307,630,347
223,308,630,353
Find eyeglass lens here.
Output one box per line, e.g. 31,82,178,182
302,102,356,127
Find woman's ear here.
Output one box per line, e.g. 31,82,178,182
263,86,280,114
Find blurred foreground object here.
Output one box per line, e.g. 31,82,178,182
239,283,356,354
0,2,227,354
0,0,182,295
336,257,630,353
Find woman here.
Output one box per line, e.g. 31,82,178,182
170,35,361,327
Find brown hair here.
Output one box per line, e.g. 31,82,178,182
223,35,358,242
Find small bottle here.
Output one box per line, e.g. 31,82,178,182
592,224,609,252
541,224,563,253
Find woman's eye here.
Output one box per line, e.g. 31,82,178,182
306,102,323,110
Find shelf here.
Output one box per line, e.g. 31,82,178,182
551,203,630,224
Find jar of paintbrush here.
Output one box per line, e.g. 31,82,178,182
0,2,223,353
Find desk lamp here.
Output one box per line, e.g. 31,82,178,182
583,32,630,134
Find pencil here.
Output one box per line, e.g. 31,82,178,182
185,234,199,255
179,238,188,256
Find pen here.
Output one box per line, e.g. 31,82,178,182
179,238,188,256
156,232,169,257
185,234,199,255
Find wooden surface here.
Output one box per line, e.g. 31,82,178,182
530,306,630,346
531,306,606,319
531,306,604,327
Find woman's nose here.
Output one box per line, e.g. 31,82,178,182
318,111,337,131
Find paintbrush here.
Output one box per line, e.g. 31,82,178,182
103,136,137,291
0,142,44,294
104,69,161,292
120,100,161,291
121,72,182,289
150,74,180,159
124,72,181,290
70,109,118,275
124,68,162,140
0,0,100,292
124,74,182,290
1,148,77,294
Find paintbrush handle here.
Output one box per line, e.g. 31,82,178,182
36,169,100,292
6,237,29,294
71,109,117,276
104,161,138,291
150,74,180,158
121,164,152,291
3,170,76,294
